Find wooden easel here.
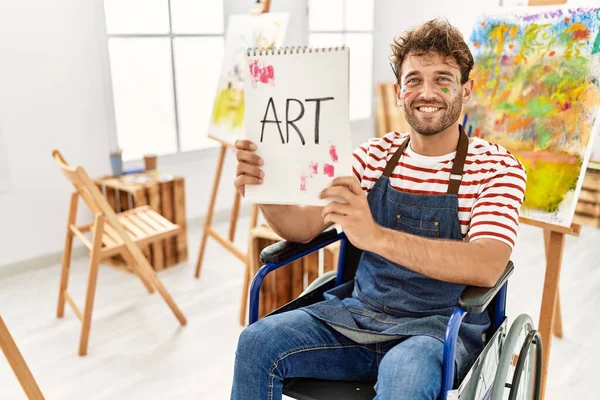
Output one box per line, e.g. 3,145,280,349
519,217,580,399
194,0,273,322
0,316,45,400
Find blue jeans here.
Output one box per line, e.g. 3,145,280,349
231,310,444,400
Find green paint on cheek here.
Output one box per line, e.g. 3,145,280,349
441,87,450,94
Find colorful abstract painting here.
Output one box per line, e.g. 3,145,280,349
208,13,289,144
464,6,600,227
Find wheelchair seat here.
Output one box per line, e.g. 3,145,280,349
283,378,375,400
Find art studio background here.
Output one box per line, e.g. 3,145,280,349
1,0,600,399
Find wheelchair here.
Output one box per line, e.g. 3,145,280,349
248,229,543,400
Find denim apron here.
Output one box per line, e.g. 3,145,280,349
301,127,489,372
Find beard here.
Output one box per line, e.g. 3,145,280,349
403,94,463,136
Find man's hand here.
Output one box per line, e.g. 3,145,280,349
320,176,382,251
234,139,264,197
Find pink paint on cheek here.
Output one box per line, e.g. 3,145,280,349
309,162,319,176
329,145,339,162
324,163,335,177
300,175,307,191
403,92,413,99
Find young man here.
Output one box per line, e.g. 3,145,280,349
231,19,526,400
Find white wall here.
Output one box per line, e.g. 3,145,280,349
373,0,501,84
0,0,114,267
0,0,309,268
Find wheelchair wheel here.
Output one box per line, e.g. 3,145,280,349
491,314,542,400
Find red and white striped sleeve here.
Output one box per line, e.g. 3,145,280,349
351,140,372,184
467,161,527,248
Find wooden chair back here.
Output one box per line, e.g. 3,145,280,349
51,150,148,264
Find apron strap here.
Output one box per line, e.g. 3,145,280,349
382,136,410,177
380,126,470,194
447,125,469,195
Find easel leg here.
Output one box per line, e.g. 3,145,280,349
79,214,105,356
239,205,260,326
538,229,566,399
229,191,242,242
544,229,564,339
0,317,45,400
195,145,227,278
554,291,563,338
57,192,78,318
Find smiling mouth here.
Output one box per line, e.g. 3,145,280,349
416,106,443,113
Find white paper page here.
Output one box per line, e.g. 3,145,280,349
244,48,352,206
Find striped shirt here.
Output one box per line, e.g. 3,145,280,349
352,132,527,248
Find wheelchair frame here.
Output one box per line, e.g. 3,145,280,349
247,230,540,399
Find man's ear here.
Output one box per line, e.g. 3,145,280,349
462,78,474,104
393,82,402,106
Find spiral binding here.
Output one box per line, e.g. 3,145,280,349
246,45,346,57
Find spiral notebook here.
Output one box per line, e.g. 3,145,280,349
244,46,352,206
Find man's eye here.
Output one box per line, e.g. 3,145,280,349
407,78,420,84
438,77,452,82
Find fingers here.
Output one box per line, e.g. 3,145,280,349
330,176,362,195
323,212,346,226
235,139,257,151
322,201,352,217
319,186,355,204
237,162,264,180
236,148,263,166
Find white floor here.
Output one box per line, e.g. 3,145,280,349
1,216,599,399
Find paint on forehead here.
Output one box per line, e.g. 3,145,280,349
441,87,450,94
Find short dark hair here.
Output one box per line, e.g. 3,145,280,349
390,19,474,85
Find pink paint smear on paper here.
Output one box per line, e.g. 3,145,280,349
300,174,307,191
329,145,339,162
309,162,318,176
249,60,275,87
323,163,335,177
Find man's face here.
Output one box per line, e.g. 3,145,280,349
396,53,470,136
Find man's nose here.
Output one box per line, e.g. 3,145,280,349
419,81,437,100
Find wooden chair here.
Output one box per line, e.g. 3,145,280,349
52,150,187,356
0,316,45,400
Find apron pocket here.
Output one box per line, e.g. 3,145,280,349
395,214,440,238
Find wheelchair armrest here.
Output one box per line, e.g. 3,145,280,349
260,229,339,264
458,261,514,314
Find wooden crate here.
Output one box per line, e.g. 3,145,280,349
249,225,340,319
95,172,188,271
574,162,600,228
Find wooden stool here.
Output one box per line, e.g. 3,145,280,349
239,225,340,325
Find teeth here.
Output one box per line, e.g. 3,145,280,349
418,107,440,113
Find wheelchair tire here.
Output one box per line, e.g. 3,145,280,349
490,314,536,399
508,329,542,400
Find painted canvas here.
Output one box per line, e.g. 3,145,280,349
244,47,352,206
464,6,600,227
208,13,289,144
